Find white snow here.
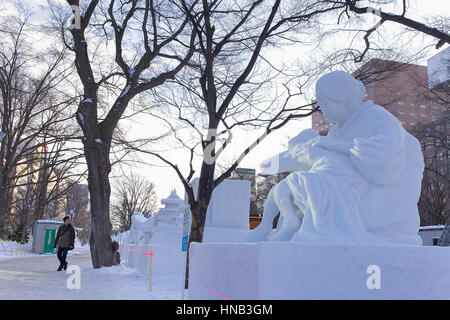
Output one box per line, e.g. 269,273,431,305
120,84,131,97
419,225,445,230
77,112,84,123
36,219,62,224
95,139,102,143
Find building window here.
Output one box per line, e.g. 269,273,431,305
398,101,405,105
436,124,442,131
435,139,442,147
419,104,426,109
409,113,415,116
420,114,426,117
410,122,416,126
431,105,439,110
397,91,402,96
437,152,444,161
410,103,415,107
432,115,438,121
398,111,405,115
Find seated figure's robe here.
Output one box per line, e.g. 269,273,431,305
285,101,423,244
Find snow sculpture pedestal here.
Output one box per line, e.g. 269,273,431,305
188,178,251,243
188,242,450,300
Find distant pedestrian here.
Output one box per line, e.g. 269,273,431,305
54,216,75,271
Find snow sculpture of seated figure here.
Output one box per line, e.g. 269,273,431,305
245,71,424,245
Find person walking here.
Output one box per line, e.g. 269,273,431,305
53,216,75,271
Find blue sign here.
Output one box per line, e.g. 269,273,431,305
182,235,188,252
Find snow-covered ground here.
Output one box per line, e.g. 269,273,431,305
0,241,183,299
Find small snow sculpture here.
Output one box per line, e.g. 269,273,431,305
246,71,424,245
126,189,185,245
129,212,147,244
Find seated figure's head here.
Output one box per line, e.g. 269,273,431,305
315,71,366,124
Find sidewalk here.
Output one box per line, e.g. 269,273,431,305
0,250,181,300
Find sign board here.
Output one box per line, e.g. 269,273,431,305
182,235,188,252
236,168,256,175
43,229,56,253
181,205,191,299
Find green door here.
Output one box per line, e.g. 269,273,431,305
43,229,56,253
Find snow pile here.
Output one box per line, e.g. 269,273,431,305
0,239,33,260
68,237,90,256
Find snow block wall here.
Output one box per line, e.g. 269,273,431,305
188,178,250,230
188,242,450,300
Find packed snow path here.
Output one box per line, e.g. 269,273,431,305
0,251,181,300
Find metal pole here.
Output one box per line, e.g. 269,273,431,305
149,246,153,291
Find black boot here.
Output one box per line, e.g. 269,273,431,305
57,265,63,271
63,262,68,270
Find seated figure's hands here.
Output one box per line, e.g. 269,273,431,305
310,135,336,149
310,135,352,155
288,129,319,149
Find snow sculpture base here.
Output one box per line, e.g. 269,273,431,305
188,242,450,300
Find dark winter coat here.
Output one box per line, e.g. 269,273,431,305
54,223,75,249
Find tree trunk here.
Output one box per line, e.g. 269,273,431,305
0,175,14,238
184,161,215,288
85,142,116,268
185,204,208,288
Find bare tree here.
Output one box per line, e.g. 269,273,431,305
413,112,449,226
419,171,449,226
111,172,158,232
66,181,90,244
338,0,449,62
46,0,196,267
0,9,84,239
